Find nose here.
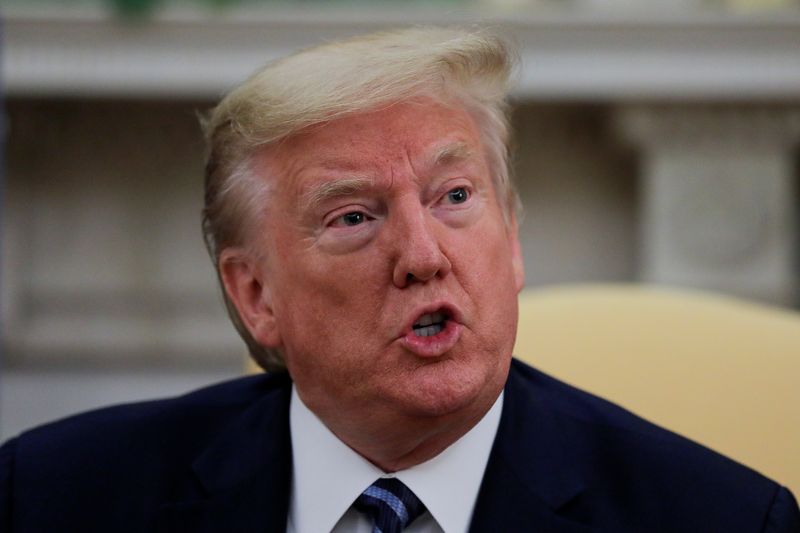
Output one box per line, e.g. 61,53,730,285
390,202,452,288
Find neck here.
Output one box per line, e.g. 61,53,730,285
359,411,489,472
301,387,501,473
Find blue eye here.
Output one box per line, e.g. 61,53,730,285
447,187,469,204
340,212,365,226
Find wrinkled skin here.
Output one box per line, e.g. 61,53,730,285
221,98,524,470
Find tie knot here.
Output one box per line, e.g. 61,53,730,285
354,478,426,533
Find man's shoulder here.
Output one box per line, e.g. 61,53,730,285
11,371,289,452
507,357,774,486
1,371,293,531
508,358,712,441
2,372,290,509
500,358,800,530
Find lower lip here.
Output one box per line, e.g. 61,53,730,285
399,320,463,358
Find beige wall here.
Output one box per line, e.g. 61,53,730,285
2,99,644,365
513,104,639,286
3,99,238,364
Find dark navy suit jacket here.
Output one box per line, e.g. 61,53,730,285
1,359,798,532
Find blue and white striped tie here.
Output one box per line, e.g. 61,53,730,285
354,478,426,533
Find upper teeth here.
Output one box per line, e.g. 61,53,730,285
415,311,445,327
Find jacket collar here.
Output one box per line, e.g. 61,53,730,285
470,359,595,532
153,373,293,533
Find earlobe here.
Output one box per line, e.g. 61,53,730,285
218,248,282,348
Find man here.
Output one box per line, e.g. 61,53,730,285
1,27,798,533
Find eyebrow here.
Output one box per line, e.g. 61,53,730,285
302,176,373,212
300,142,474,212
431,141,473,168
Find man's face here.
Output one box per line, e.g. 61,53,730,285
247,98,523,422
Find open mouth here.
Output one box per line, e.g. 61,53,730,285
402,304,462,357
412,310,449,337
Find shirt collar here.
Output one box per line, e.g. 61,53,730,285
289,386,503,533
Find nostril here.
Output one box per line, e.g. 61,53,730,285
406,273,415,283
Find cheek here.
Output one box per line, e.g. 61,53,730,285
457,220,517,282
456,224,520,336
273,253,389,357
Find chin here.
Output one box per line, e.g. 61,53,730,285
394,359,507,419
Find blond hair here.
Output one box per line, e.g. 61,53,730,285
202,26,518,372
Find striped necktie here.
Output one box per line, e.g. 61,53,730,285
354,478,427,533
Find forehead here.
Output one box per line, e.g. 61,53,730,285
259,99,487,195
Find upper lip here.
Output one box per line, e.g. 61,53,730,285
400,301,464,337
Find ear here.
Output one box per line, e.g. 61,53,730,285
507,215,526,293
218,247,282,348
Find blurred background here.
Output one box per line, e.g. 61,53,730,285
1,0,799,441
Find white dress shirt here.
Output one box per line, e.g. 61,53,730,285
286,386,503,533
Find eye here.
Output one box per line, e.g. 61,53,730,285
445,187,470,204
334,211,366,227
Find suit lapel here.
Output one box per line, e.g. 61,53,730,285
470,360,595,532
153,374,293,533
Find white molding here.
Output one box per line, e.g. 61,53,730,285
616,104,800,304
5,6,800,100
617,105,800,148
